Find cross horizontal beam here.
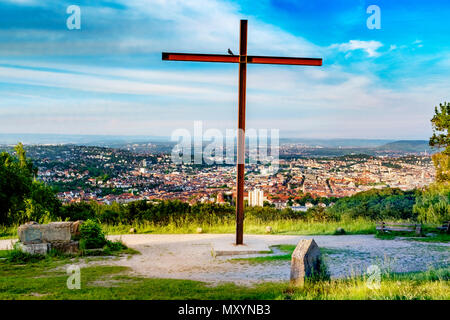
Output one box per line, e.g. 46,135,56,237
162,52,322,66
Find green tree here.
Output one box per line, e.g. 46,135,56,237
24,182,61,223
429,102,450,182
0,143,60,225
60,202,96,221
413,183,450,223
0,150,32,224
412,102,450,223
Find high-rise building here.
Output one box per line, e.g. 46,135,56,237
248,189,264,207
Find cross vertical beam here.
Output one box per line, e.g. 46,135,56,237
236,19,247,245
162,19,322,247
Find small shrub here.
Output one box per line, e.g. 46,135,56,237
105,240,127,252
307,256,331,282
79,219,107,249
4,248,45,263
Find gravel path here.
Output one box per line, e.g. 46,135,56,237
1,234,448,284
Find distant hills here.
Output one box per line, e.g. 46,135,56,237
279,138,394,148
0,134,170,146
377,140,434,153
0,134,436,155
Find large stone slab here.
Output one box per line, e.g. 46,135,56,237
290,239,322,286
18,222,72,244
41,222,72,243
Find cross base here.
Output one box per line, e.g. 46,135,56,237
211,237,271,257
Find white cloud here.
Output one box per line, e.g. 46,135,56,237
330,40,383,57
1,59,448,138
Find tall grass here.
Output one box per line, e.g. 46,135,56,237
287,267,450,300
101,216,375,236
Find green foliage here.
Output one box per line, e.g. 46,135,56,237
104,240,127,252
305,206,334,222
0,143,60,225
307,257,331,282
54,200,308,227
79,219,107,249
432,153,450,182
429,102,450,182
327,188,417,221
60,202,96,221
3,246,46,264
429,102,450,154
413,183,450,223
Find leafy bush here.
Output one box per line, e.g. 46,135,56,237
413,183,450,223
305,207,335,222
79,219,107,249
105,240,127,252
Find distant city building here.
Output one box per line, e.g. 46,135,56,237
260,165,276,176
139,167,148,174
248,189,264,207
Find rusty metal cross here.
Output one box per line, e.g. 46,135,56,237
162,20,322,245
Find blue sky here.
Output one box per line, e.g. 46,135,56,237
0,0,449,139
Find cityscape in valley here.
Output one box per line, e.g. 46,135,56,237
0,138,435,209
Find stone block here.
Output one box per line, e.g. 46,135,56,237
18,222,72,244
41,222,72,243
70,220,84,237
51,241,80,254
17,223,43,244
290,239,322,286
17,243,50,255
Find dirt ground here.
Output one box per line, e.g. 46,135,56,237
2,234,448,284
